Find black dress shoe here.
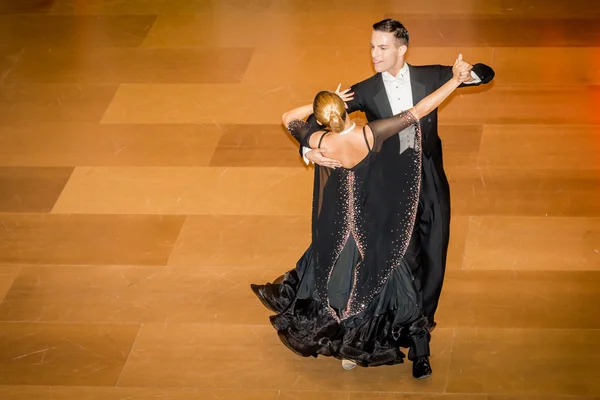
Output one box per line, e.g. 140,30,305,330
412,356,432,379
250,284,278,312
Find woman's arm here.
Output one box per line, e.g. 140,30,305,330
282,104,313,128
281,104,316,149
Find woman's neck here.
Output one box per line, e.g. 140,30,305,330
333,119,356,136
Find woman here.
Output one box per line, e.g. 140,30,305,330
251,55,470,374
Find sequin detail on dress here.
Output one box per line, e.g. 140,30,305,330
286,119,310,145
344,119,422,319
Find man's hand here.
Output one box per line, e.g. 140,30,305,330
306,148,343,169
334,83,354,109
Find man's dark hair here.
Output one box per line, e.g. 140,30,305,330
372,19,409,46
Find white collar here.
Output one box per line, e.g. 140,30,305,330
382,62,409,82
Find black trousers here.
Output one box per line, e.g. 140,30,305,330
404,146,451,327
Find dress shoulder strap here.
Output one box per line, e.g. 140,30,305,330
317,132,327,149
362,126,371,151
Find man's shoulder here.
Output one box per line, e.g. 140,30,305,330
352,73,381,89
409,63,446,73
408,63,451,82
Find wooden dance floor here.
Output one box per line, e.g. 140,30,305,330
1,0,600,398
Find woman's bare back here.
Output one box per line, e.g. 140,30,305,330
308,125,374,169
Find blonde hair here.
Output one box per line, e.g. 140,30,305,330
313,91,347,132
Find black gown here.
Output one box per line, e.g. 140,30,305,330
253,110,430,367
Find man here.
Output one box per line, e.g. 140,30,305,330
253,19,494,379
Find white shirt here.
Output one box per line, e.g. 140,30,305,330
302,64,481,163
382,62,413,114
382,63,417,154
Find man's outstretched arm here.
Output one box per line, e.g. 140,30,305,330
435,61,495,89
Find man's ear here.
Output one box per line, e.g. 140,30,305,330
398,44,408,57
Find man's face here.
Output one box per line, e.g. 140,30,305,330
370,30,405,73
